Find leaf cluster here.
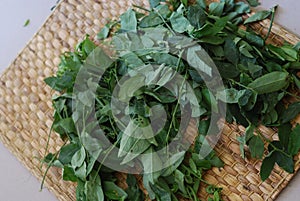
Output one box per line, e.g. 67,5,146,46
43,0,300,200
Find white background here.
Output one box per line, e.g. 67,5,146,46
0,0,299,200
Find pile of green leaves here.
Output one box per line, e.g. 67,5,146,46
43,0,300,200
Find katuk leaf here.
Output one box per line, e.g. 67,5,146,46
120,9,137,31
260,151,276,181
244,10,271,24
249,135,264,159
280,102,300,123
247,71,289,94
71,146,86,168
288,124,300,155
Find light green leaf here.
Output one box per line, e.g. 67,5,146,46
170,12,191,33
244,10,271,24
120,9,137,31
71,147,86,168
187,46,212,76
247,71,289,94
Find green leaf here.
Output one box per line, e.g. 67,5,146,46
246,0,260,7
187,46,213,76
224,38,239,65
23,19,30,27
120,9,137,31
216,88,246,103
292,75,300,90
71,146,86,168
161,151,185,176
149,182,172,201
97,21,117,40
75,162,87,181
244,10,271,24
85,174,104,201
288,124,300,155
63,165,77,182
187,5,206,29
59,144,80,165
139,12,164,28
247,71,289,94
278,123,292,150
199,36,225,45
103,181,128,200
170,12,191,33
274,151,294,173
209,2,225,16
249,135,264,159
280,102,300,123
149,0,165,8
126,175,144,201
260,152,276,181
175,169,187,194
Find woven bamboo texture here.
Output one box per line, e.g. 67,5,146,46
0,0,299,201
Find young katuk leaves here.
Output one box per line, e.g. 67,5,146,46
209,2,225,16
170,12,191,33
187,4,207,29
85,174,104,201
288,124,300,155
120,9,137,32
248,135,264,159
71,146,86,168
246,0,260,7
274,151,294,173
216,88,246,103
244,9,272,24
103,181,128,200
224,38,239,65
278,123,292,150
280,102,300,124
260,151,276,181
247,71,289,94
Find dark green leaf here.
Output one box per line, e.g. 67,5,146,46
278,123,292,150
63,165,77,182
288,124,300,155
59,144,80,164
224,38,239,65
280,102,300,123
187,5,206,28
274,151,294,173
249,135,264,159
260,152,276,181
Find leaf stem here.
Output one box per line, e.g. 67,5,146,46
264,5,278,41
256,128,291,158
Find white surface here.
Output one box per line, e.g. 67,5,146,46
0,0,299,201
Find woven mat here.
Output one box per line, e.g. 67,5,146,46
0,0,299,201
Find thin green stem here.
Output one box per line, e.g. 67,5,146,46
264,6,278,41
256,129,291,158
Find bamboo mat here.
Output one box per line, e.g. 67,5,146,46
0,0,299,200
